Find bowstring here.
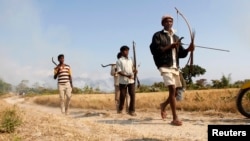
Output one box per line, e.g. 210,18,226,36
176,9,190,68
176,8,192,80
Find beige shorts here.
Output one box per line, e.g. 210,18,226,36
161,72,182,88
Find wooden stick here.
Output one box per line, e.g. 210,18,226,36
182,43,230,52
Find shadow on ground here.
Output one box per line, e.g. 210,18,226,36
209,118,250,124
182,117,250,124
70,111,111,118
97,117,172,125
124,138,163,141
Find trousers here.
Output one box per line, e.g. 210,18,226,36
115,85,129,112
119,83,135,113
58,82,72,114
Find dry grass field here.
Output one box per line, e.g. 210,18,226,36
0,100,105,141
34,88,240,113
1,88,247,141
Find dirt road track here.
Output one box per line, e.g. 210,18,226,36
3,96,250,141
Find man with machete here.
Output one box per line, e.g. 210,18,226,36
53,54,73,115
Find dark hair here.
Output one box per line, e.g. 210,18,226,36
58,54,64,60
120,46,129,52
117,52,122,59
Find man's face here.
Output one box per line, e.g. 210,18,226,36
58,56,64,64
122,50,129,57
162,18,173,30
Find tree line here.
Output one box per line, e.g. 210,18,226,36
0,65,249,95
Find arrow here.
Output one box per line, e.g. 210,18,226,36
182,43,230,52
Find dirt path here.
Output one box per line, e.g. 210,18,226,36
3,95,250,141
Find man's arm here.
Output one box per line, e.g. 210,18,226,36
133,66,138,74
69,68,73,88
178,42,194,58
187,42,195,52
116,60,133,79
53,66,61,79
178,45,189,58
69,76,73,88
110,65,117,76
160,43,179,52
150,33,162,56
118,72,133,79
150,32,177,54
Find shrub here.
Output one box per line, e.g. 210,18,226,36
0,106,22,133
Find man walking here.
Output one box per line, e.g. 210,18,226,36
54,54,73,115
111,52,130,112
116,46,137,116
149,14,194,125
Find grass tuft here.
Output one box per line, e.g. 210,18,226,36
0,106,23,133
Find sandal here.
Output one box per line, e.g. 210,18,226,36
160,104,167,120
171,120,183,126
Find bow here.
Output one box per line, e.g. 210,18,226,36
175,7,195,74
133,41,140,89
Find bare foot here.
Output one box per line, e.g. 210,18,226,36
160,103,167,120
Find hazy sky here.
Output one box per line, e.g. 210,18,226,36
0,0,250,91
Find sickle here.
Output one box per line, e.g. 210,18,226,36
52,57,57,66
175,7,195,74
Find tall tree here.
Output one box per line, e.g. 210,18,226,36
181,65,206,84
211,74,232,88
0,79,12,94
196,78,207,88
220,73,231,88
16,80,29,94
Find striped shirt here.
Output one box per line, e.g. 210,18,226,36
54,64,72,84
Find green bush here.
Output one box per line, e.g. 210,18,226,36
0,107,22,133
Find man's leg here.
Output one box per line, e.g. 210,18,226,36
168,85,177,119
160,72,172,113
118,84,127,113
160,72,182,125
114,85,120,112
58,84,65,114
160,89,172,120
168,85,182,125
127,83,136,115
125,91,130,113
65,82,72,115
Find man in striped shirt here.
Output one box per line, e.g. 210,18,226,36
54,54,73,115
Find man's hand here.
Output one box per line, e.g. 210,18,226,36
55,65,62,72
170,42,180,49
160,42,179,52
54,65,62,79
127,75,133,79
133,69,138,74
187,42,195,52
